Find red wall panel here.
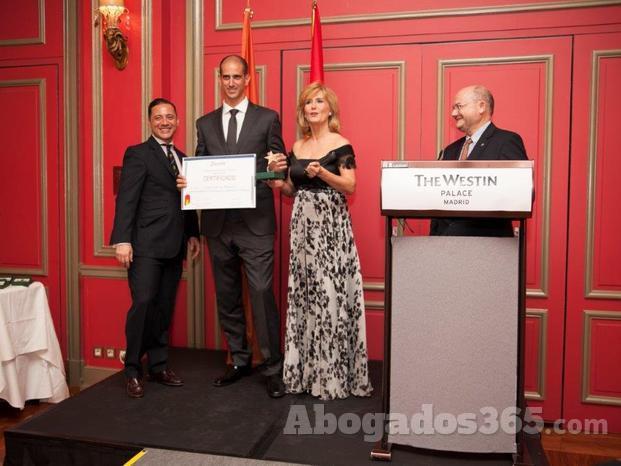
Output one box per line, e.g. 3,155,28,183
589,319,621,399
0,83,44,269
591,56,621,292
78,0,195,370
219,0,568,24
565,32,621,433
0,0,63,60
68,0,621,431
81,276,190,369
0,0,40,43
524,317,541,394
418,37,572,421
0,64,65,353
279,45,422,358
81,278,127,369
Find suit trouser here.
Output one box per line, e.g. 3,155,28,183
124,253,183,378
207,219,282,375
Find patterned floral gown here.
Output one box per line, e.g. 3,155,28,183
282,144,373,400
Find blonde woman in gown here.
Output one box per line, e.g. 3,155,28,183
267,82,372,400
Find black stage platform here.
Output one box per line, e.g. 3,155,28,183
4,348,547,465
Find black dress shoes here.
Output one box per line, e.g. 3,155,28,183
266,374,286,398
126,377,144,398
213,365,252,387
149,368,184,386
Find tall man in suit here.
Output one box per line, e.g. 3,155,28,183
430,85,528,237
111,98,200,398
195,55,286,398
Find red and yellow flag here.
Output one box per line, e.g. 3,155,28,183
310,1,324,84
241,7,258,103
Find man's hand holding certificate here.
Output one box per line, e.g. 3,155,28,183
180,154,256,210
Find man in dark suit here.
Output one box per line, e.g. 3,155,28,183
430,85,528,237
195,55,286,398
111,98,200,398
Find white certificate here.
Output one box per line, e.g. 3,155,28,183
181,154,256,210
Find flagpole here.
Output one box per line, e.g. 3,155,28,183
309,0,324,83
241,5,258,103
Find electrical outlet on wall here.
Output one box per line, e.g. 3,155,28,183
119,349,126,363
93,347,102,358
105,348,115,359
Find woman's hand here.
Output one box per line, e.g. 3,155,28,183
304,161,323,178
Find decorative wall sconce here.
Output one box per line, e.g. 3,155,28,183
94,0,129,70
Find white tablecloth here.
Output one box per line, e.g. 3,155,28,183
0,282,69,408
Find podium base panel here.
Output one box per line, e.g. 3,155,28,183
389,236,519,454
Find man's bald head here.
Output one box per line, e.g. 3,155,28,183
451,85,494,135
219,55,248,76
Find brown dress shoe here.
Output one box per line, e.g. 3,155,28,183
126,377,144,398
149,368,183,386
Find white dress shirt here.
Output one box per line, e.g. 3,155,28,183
466,121,492,157
222,97,249,143
153,135,182,174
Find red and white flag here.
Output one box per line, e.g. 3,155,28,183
310,1,324,83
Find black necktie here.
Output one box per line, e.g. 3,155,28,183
162,143,179,176
226,109,239,154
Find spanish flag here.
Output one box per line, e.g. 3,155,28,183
310,1,324,83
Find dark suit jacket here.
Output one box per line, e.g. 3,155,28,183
430,122,528,237
110,136,199,258
195,102,285,237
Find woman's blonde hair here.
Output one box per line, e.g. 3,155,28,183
296,82,340,136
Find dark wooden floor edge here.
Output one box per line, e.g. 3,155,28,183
524,431,550,466
3,428,262,463
4,429,140,453
247,393,306,461
388,443,514,462
2,429,140,466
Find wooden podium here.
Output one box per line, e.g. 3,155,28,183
371,161,534,464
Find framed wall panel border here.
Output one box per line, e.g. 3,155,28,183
186,0,204,348
215,0,621,30
365,300,384,310
91,0,111,257
92,0,153,258
524,308,548,401
64,0,81,385
0,0,45,46
582,309,621,405
296,61,405,160
296,62,404,298
0,78,48,276
82,366,118,388
80,265,188,280
141,0,152,140
437,55,553,298
364,281,384,291
585,49,621,300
